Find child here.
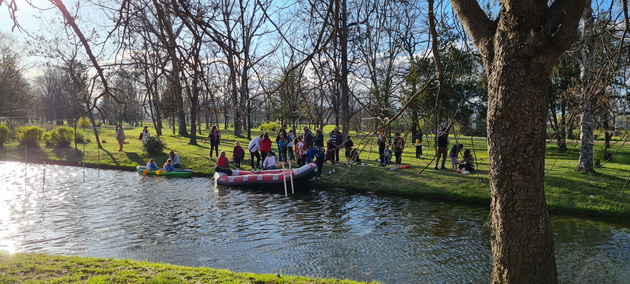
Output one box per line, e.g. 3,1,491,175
146,158,158,170
415,138,422,159
296,136,307,166
216,150,232,175
458,149,475,173
392,132,404,166
450,144,464,170
344,135,354,162
232,141,245,169
262,151,278,170
163,159,175,172
380,147,393,166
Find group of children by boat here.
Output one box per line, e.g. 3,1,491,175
145,151,181,172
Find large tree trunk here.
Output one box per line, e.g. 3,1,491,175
487,62,557,283
578,1,595,172
450,1,585,282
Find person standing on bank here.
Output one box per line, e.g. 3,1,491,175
435,123,452,170
232,141,245,169
377,127,386,163
276,131,287,162
260,132,272,159
392,132,405,166
276,127,287,162
208,125,221,160
287,130,295,161
308,128,324,163
329,126,342,165
115,123,126,152
248,133,263,169
139,125,150,145
414,128,423,159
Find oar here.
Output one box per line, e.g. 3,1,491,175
288,161,295,194
282,162,288,197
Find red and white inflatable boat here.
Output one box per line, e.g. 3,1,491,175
213,163,318,188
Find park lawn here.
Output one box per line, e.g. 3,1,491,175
0,253,371,284
0,124,629,218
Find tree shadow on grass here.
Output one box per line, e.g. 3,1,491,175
18,145,48,161
99,149,120,166
125,152,146,165
52,147,83,162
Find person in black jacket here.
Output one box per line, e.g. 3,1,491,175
435,123,452,169
344,135,354,162
308,128,324,163
329,126,342,165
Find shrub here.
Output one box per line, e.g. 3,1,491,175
0,124,9,146
259,121,281,132
43,132,54,147
50,126,74,147
16,126,45,147
142,136,165,155
78,117,92,128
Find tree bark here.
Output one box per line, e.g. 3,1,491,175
578,0,595,172
450,1,586,282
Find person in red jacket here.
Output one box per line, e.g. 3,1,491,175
232,141,245,169
215,150,232,175
259,132,272,158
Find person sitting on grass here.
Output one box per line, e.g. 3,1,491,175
215,150,233,176
146,158,159,170
262,151,278,170
163,159,175,172
344,135,354,162
458,149,475,173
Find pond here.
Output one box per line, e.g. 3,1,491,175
0,161,628,283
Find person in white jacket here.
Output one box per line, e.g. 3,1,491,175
262,151,277,170
248,133,263,169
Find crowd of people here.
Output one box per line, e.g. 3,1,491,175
239,126,359,179
132,123,475,176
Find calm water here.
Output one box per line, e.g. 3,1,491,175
0,161,628,283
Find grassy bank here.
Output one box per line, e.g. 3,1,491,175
0,253,370,283
1,124,629,219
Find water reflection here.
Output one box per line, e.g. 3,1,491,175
0,161,628,283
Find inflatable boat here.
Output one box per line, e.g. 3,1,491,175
213,163,318,189
136,166,194,177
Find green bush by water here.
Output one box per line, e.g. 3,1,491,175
50,126,75,147
16,126,44,147
143,136,166,155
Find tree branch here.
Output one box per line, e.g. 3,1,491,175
449,0,496,56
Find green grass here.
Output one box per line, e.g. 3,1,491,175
0,123,629,219
0,253,371,283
